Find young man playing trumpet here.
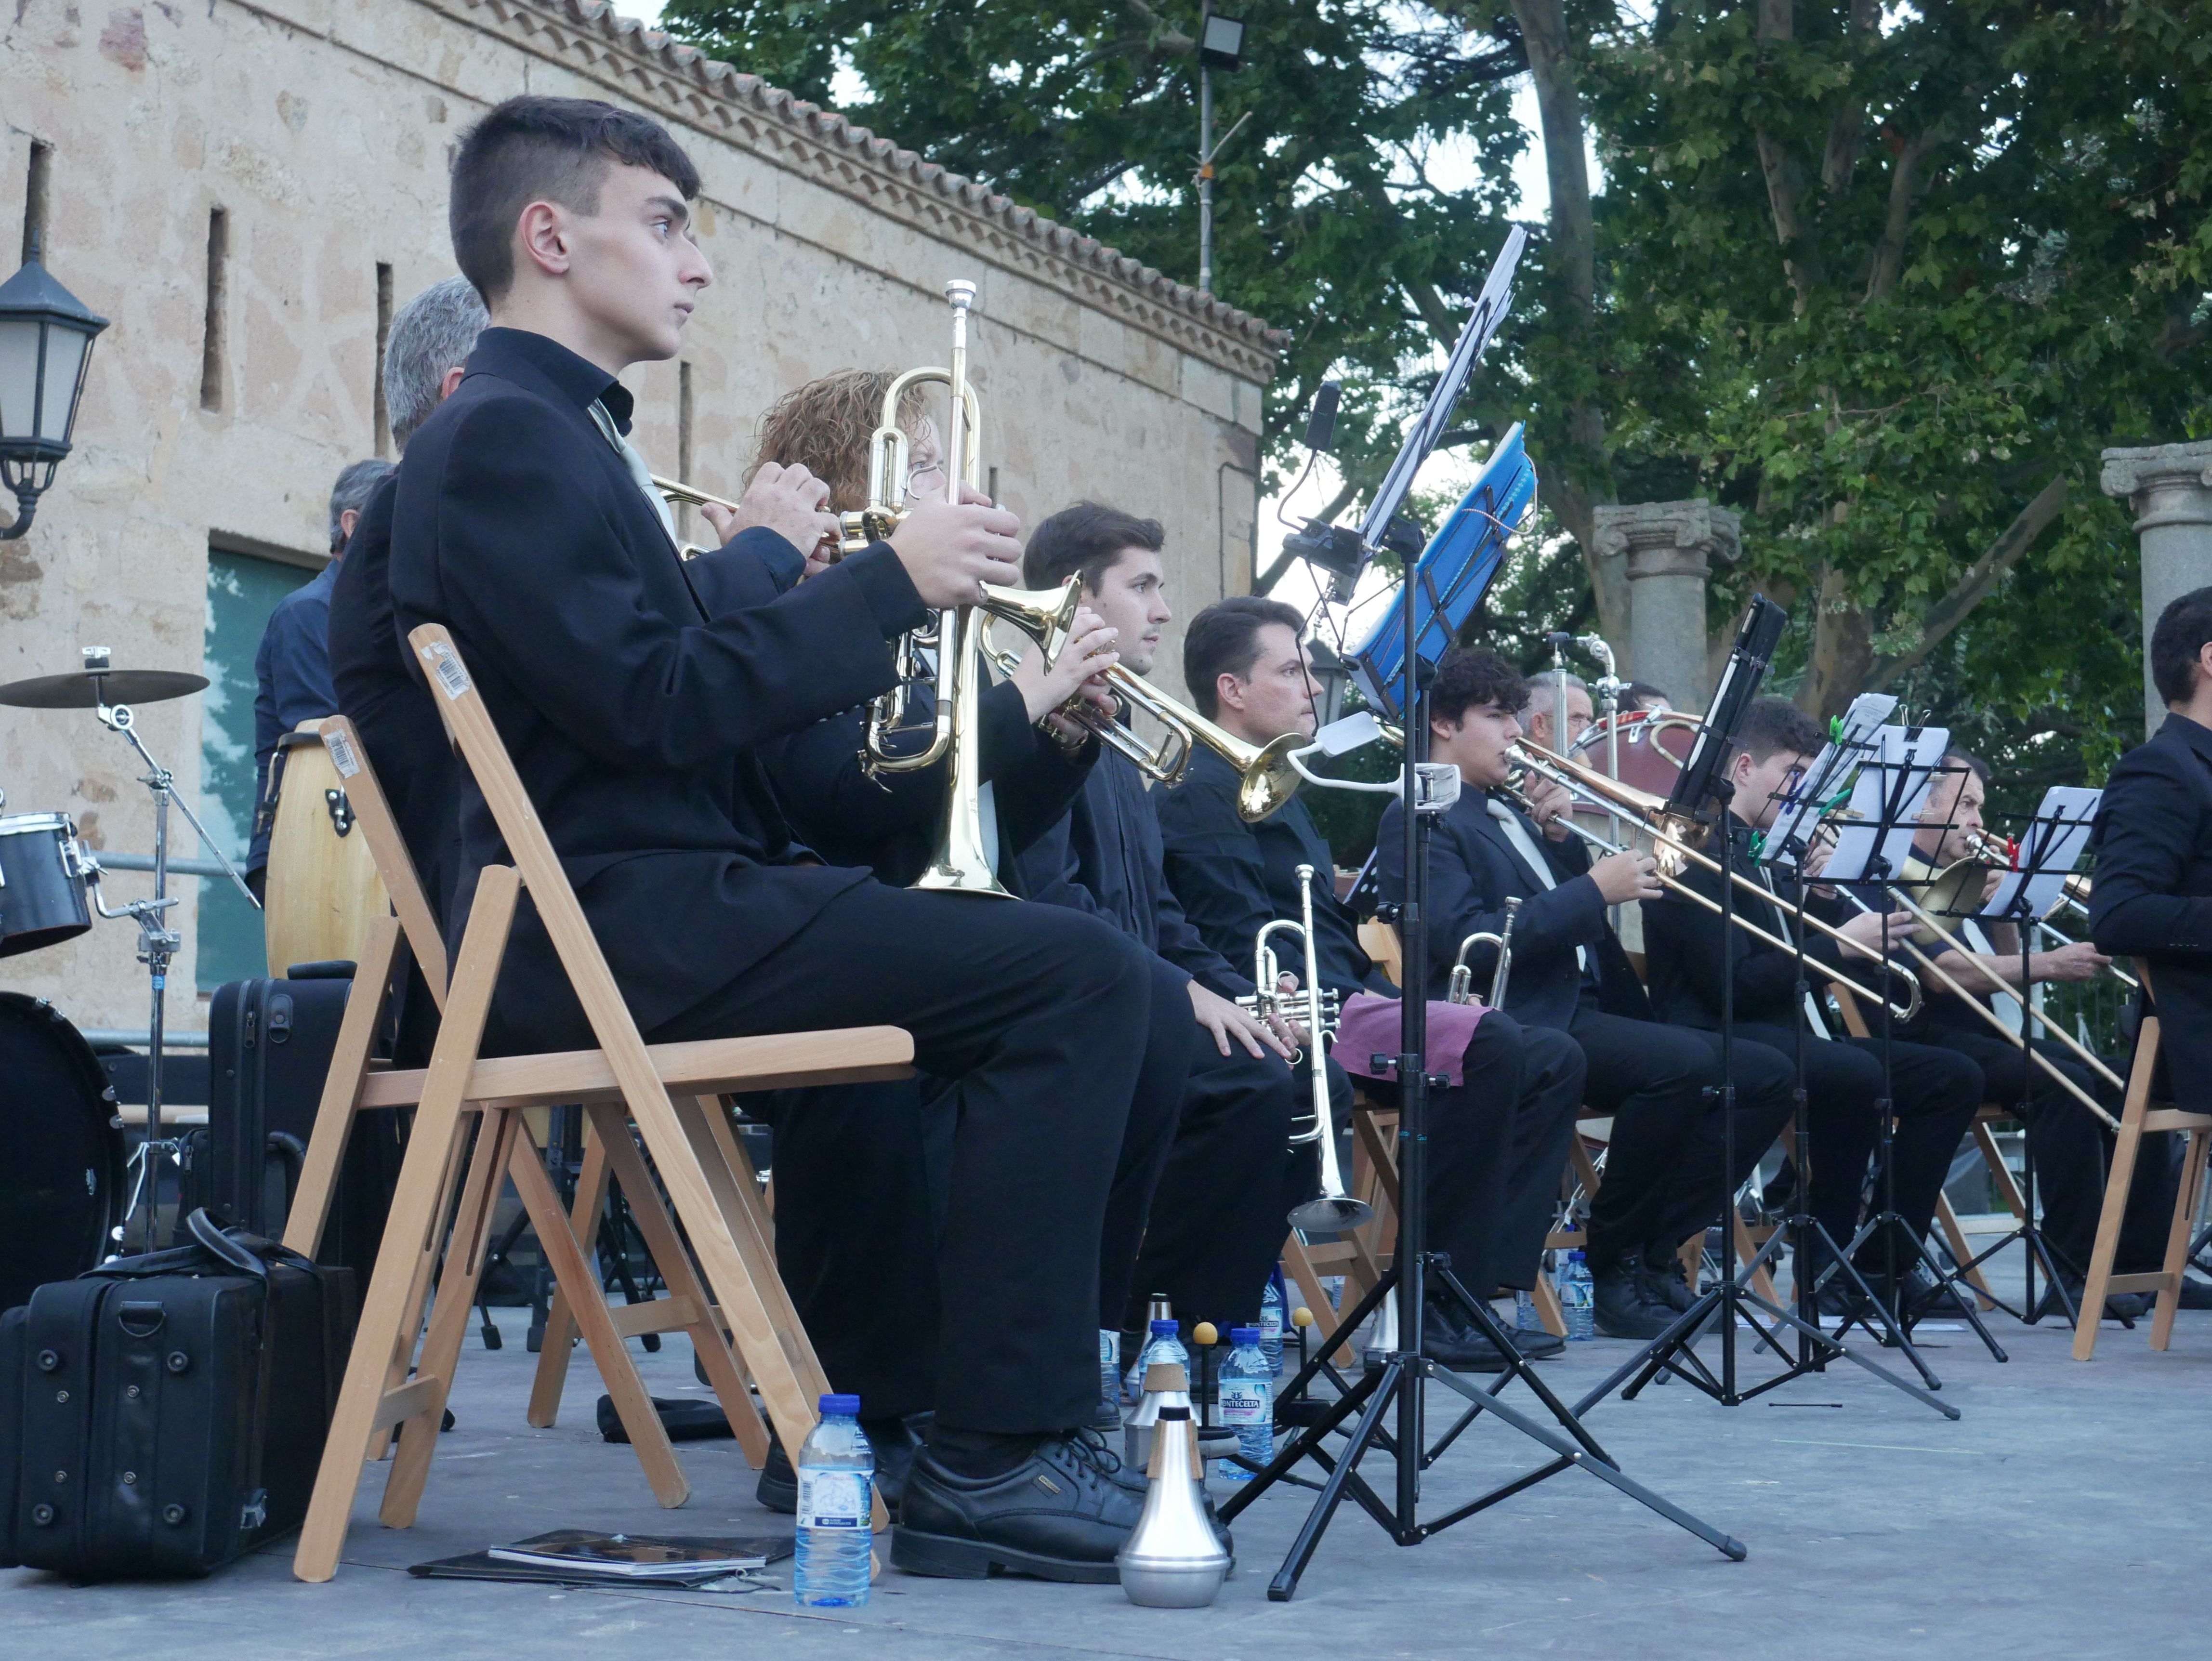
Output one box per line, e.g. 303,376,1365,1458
1641,699,1983,1311
391,94,1194,1583
1012,504,1317,1355
1377,647,1796,1338
1159,598,1588,1369
1904,751,2182,1316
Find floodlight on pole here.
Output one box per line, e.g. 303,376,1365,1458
1196,8,1250,297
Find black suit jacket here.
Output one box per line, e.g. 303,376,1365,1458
1156,747,1382,1001
1643,818,1868,1032
388,328,927,1048
1373,790,1650,1029
1017,745,1254,998
2091,712,2212,1111
764,676,1093,891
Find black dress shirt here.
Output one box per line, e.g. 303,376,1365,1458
1017,745,1253,998
2091,712,2212,1111
1156,746,1381,1000
1374,790,1650,1029
387,327,928,1045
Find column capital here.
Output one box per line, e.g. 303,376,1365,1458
1591,498,1743,581
2101,439,2212,531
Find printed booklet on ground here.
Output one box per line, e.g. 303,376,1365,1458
485,1530,785,1578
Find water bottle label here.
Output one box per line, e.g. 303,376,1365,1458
797,1469,870,1529
1259,1305,1283,1342
1219,1382,1270,1425
1099,1331,1117,1365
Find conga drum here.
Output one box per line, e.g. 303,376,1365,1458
263,723,386,974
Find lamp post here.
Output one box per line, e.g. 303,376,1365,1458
0,231,108,539
1196,7,1249,297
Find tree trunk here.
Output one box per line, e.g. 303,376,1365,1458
1507,0,1623,642
1800,563,1874,719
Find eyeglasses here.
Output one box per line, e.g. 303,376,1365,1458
905,461,948,498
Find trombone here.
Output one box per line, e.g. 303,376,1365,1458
1950,829,2137,993
1252,863,1372,1234
651,474,744,560
1505,741,1923,1023
1448,895,1521,1008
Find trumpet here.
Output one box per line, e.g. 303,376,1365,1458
1448,894,1520,1008
1253,864,1372,1234
852,279,1008,898
978,621,1310,820
651,474,743,560
1506,741,1923,1024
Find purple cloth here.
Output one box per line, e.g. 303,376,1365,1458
1332,990,1490,1087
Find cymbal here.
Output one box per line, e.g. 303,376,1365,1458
0,668,211,709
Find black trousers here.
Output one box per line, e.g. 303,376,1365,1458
659,882,1185,1434
1410,1014,1586,1299
1923,1022,2180,1277
1125,1046,1333,1333
1736,1022,1983,1271
1576,1010,1796,1274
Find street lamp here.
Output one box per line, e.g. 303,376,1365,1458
0,231,108,539
1196,8,1250,297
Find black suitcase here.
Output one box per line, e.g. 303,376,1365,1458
206,968,403,1278
0,1211,357,1578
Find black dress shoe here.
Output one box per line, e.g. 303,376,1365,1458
1593,1256,1678,1340
1638,1252,1698,1313
891,1433,1148,1583
2033,1276,2150,1324
2177,1275,2212,1310
758,1415,921,1517
1420,1304,1561,1371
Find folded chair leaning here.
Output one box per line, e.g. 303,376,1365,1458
290,635,913,1582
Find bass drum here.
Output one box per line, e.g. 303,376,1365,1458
264,724,387,976
0,994,124,1311
1572,708,1698,799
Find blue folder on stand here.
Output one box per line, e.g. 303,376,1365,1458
1347,422,1536,721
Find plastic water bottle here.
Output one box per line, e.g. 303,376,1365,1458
1559,1251,1595,1342
1258,1270,1287,1376
1514,1289,1544,1335
1099,1328,1122,1414
1138,1318,1188,1373
793,1394,872,1607
1216,1327,1273,1481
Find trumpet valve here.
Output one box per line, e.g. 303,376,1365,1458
1447,964,1474,1005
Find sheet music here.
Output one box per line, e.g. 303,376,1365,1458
1761,693,1898,868
1822,725,1951,884
1979,786,2102,921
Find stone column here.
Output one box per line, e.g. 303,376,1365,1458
2102,440,2212,738
1590,499,1743,710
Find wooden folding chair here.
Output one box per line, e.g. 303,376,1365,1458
290,634,914,1582
2075,962,2212,1359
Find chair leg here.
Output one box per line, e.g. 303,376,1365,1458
588,1102,772,1469
379,1108,520,1527
1280,1234,1356,1367
527,1124,613,1428
294,866,519,1583
506,1113,690,1507
1976,1117,2028,1220
1934,1192,1999,1312
2151,1127,2211,1352
370,1121,475,1464
2076,1023,2159,1362
1530,1274,1566,1337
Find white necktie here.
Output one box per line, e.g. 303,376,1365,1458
1487,800,1586,972
588,399,678,545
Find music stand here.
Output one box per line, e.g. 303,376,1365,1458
1218,296,1744,1595
1926,787,2104,1325
1571,618,1958,1420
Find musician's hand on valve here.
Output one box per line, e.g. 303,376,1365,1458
888,497,1025,606
1009,608,1119,725
1190,982,1294,1061
1592,849,1662,905
701,462,841,575
1274,971,1313,1048
2031,941,2111,983
1523,777,1575,841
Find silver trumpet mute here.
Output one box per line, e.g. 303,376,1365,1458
1289,1193,1374,1235
1117,1406,1230,1608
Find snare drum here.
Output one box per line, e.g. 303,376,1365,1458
0,994,124,1311
0,812,95,958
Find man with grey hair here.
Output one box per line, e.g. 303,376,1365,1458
246,455,395,896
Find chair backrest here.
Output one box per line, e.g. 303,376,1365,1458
1359,919,1405,989
315,714,449,1007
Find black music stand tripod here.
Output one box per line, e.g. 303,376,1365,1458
1213,658,1744,1599
1925,790,2107,1328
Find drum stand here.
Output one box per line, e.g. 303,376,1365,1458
85,688,259,1253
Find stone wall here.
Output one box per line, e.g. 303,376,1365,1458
0,0,1276,1031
